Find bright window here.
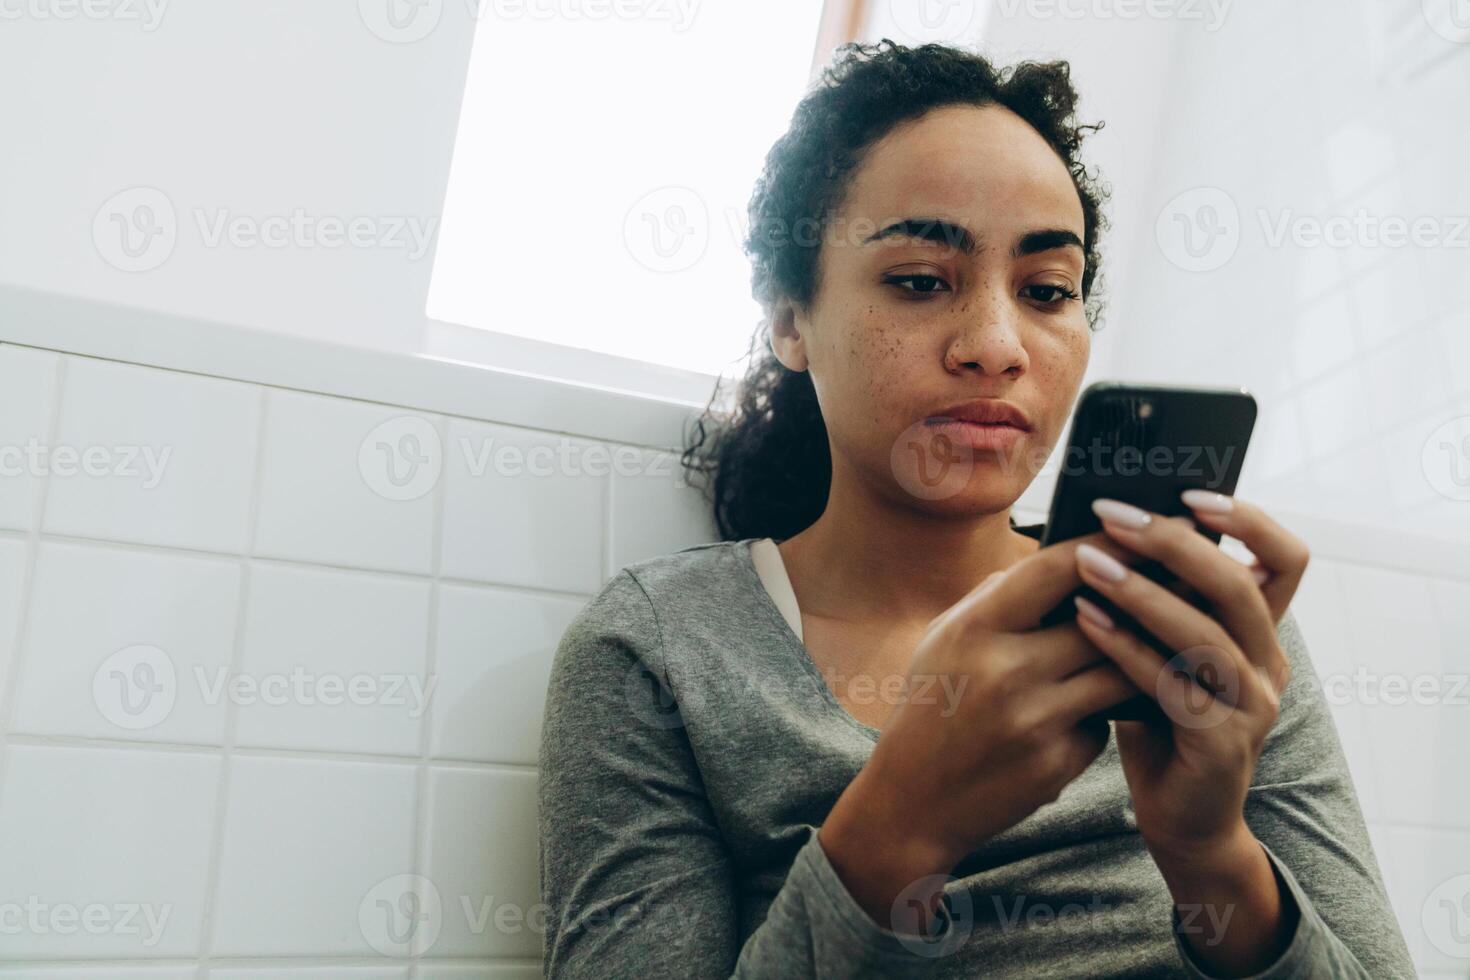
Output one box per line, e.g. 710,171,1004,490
427,0,831,379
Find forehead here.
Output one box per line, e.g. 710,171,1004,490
840,103,1084,234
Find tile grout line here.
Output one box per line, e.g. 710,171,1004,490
410,410,452,968
0,350,66,821
0,732,540,771
0,351,65,822
0,338,699,458
197,384,269,967
21,527,601,600
0,954,545,969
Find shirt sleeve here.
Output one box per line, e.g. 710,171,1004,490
1167,608,1417,979
537,568,945,979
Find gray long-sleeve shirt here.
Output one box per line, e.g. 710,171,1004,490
537,529,1416,978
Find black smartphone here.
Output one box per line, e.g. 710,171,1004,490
1038,382,1258,722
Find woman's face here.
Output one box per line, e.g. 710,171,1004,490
772,102,1093,516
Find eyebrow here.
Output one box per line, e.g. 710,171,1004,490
861,218,1084,259
862,218,978,255
1013,228,1085,257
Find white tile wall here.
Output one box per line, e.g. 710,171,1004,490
211,756,418,956
253,390,441,575
42,357,261,553
11,541,241,745
0,342,717,975
430,586,584,766
420,767,540,958
0,347,58,532
439,418,605,593
0,744,219,958
234,564,432,757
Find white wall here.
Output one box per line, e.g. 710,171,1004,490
0,327,716,975
0,0,477,351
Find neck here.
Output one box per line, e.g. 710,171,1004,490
776,457,1039,626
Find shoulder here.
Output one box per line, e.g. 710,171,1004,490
552,538,752,675
543,539,754,746
1253,605,1345,782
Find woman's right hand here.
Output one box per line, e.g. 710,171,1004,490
818,531,1144,933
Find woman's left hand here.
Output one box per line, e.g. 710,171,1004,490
1069,490,1310,861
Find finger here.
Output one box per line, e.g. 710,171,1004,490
1072,539,1265,714
1018,620,1114,682
1075,611,1244,730
1047,659,1144,726
949,530,1147,633
1179,491,1310,622
1090,500,1279,664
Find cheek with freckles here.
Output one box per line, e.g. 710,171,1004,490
830,304,918,432
1029,324,1092,441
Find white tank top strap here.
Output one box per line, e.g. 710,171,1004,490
749,537,803,642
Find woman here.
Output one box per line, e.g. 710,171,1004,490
538,40,1413,978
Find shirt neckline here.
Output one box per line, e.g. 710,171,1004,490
734,537,883,742
733,523,1047,744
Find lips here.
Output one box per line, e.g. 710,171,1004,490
923,398,1034,432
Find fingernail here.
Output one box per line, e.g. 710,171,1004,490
1075,595,1115,630
1076,543,1129,584
1251,564,1270,585
1092,498,1153,530
1182,489,1233,513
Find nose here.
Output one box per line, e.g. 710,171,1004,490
943,290,1029,378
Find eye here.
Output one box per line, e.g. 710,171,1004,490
1021,283,1081,307
883,273,951,298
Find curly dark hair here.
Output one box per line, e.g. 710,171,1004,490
682,38,1109,543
